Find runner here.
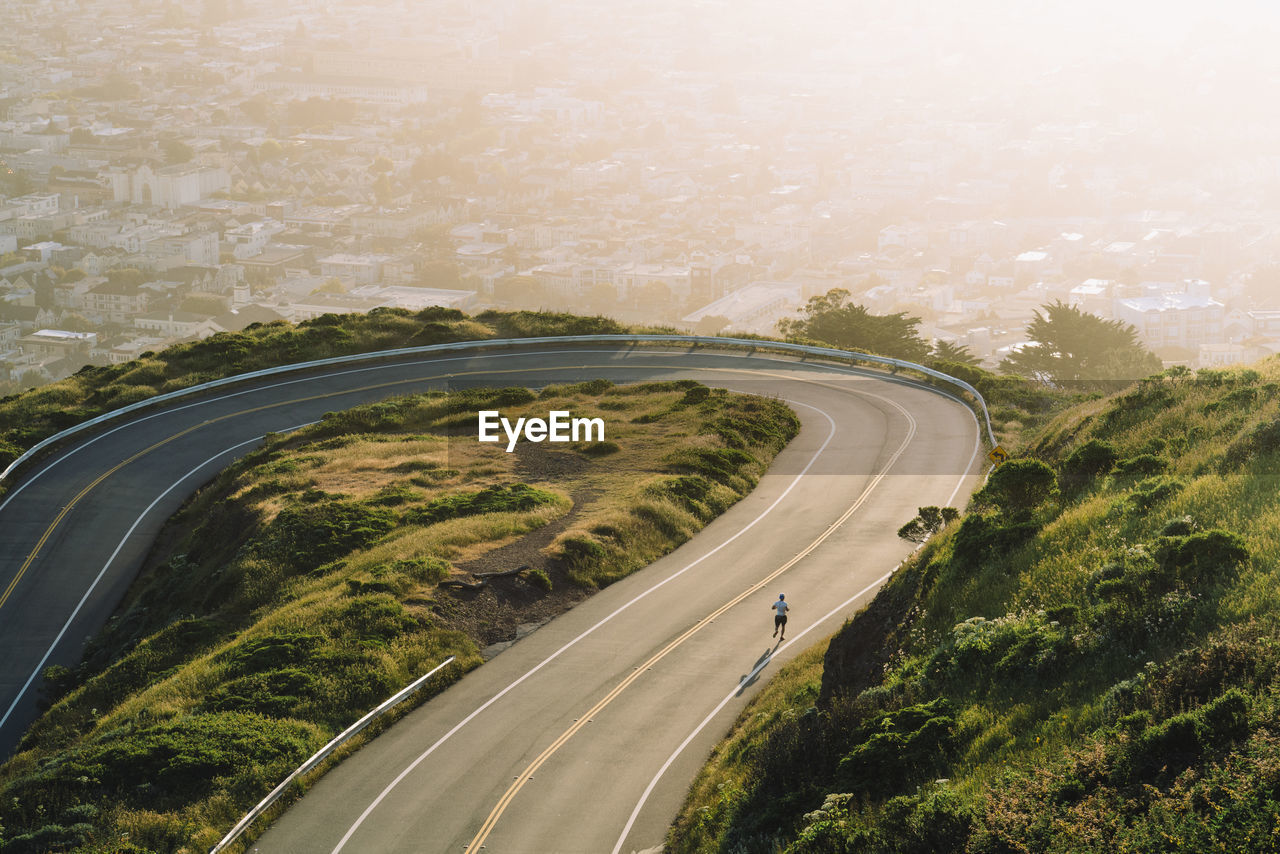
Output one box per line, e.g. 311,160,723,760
771,593,789,640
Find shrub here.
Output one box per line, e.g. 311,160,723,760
524,567,553,591
1112,453,1168,478
949,514,1039,568
577,440,620,456
897,506,960,543
253,500,396,572
84,712,321,806
1125,476,1185,511
404,483,562,525
201,667,321,716
835,699,957,793
1153,529,1249,587
681,385,712,405
1060,439,1118,492
1222,418,1280,469
559,535,607,578
1112,688,1250,785
973,459,1058,517
665,446,757,487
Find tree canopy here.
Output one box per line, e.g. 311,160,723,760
778,288,930,362
999,301,1161,388
931,339,981,366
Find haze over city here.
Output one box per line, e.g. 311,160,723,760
3,0,1280,389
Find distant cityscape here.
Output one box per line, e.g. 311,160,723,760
3,0,1280,393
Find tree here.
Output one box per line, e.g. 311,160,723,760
778,288,931,362
106,268,147,289
974,459,1059,518
257,139,284,162
161,138,194,165
999,301,1161,388
931,339,981,366
370,155,393,174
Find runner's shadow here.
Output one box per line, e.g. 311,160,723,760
735,648,774,697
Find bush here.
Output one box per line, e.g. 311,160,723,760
1153,529,1249,587
1112,688,1250,785
835,699,956,794
1125,476,1185,511
254,500,396,572
1112,453,1168,478
524,567,553,591
1223,418,1280,469
897,506,960,543
405,483,561,525
949,514,1039,568
84,712,321,806
973,459,1058,517
1060,439,1118,492
559,535,607,578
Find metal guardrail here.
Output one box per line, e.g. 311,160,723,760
209,655,456,854
0,334,995,486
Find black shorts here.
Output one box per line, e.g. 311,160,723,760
774,615,787,627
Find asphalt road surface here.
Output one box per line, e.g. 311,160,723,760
0,343,985,851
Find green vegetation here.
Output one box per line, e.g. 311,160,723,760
775,290,1084,440
0,380,797,854
670,359,1280,854
999,300,1163,388
778,288,933,363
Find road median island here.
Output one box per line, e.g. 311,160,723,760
0,379,798,854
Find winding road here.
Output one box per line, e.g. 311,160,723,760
0,342,985,852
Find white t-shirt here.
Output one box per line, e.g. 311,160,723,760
772,599,789,616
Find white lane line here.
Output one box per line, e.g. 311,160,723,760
0,344,924,513
326,400,841,854
0,347,662,511
0,422,316,736
609,407,986,854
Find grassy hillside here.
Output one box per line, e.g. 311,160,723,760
671,361,1280,853
0,380,798,854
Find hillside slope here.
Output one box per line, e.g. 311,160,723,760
672,361,1280,853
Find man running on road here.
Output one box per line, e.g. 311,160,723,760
772,593,790,640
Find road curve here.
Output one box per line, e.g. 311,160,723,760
0,344,984,850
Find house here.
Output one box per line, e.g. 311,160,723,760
104,162,231,209
15,329,97,360
1113,286,1225,353
83,280,150,324
318,253,392,285
134,310,218,339
53,275,105,310
682,281,803,336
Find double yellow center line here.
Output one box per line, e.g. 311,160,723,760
465,399,911,851
0,372,453,613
